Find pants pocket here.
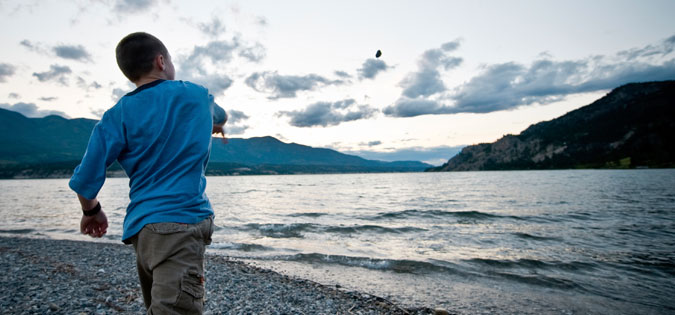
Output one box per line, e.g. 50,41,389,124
173,270,204,313
205,217,214,245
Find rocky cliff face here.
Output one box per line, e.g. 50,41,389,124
429,80,675,171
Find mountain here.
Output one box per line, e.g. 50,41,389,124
428,80,675,171
210,136,427,168
0,108,431,178
0,109,97,164
207,136,431,175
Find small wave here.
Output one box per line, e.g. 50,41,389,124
491,271,582,290
287,212,328,218
465,258,597,272
602,251,675,277
325,225,426,234
512,232,561,242
263,253,587,290
564,212,601,221
240,223,315,238
236,222,424,238
369,209,523,222
230,189,260,194
0,228,35,234
463,258,593,290
276,253,465,275
211,242,272,252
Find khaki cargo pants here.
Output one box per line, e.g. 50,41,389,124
130,216,214,315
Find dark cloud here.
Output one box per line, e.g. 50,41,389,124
227,109,249,124
246,71,344,99
177,35,265,95
385,35,675,117
366,141,382,147
334,70,351,78
278,99,377,127
358,59,390,79
399,41,463,98
179,40,241,95
383,98,449,117
181,39,240,75
0,63,16,82
21,40,89,62
449,58,675,115
8,93,20,99
53,44,91,62
112,88,128,101
20,40,47,54
198,17,227,37
618,34,675,60
20,40,33,49
224,109,249,135
189,74,233,96
345,145,464,165
39,97,57,102
400,68,446,99
76,77,103,91
238,42,266,62
181,38,266,75
0,102,69,118
441,40,461,52
114,0,156,14
32,65,72,85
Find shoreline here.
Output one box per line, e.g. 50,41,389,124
0,236,441,314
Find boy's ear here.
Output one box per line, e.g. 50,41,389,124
155,54,166,71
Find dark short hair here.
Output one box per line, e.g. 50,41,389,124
115,32,168,82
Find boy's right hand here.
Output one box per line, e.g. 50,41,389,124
80,210,108,238
212,124,228,144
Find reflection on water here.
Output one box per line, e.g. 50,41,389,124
1,170,674,314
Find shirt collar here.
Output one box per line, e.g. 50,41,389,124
126,79,166,97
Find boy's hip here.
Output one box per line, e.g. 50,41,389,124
142,216,214,245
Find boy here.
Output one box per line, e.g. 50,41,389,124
69,32,227,314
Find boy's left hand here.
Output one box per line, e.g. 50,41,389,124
80,210,108,238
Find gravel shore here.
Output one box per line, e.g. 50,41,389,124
0,236,441,314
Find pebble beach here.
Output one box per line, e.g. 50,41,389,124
0,236,440,314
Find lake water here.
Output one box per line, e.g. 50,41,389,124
1,170,674,314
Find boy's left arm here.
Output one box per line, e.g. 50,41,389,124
69,111,124,238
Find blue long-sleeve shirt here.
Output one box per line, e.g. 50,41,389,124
69,80,226,242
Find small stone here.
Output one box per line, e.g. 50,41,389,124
49,303,59,311
433,308,450,315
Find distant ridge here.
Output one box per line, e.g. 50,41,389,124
428,80,675,171
0,108,431,178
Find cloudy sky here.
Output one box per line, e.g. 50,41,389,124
1,0,674,165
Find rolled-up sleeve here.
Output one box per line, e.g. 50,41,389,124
209,94,227,125
69,111,125,200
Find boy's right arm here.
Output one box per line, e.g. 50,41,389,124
210,96,228,142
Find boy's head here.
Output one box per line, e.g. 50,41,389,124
116,32,174,82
